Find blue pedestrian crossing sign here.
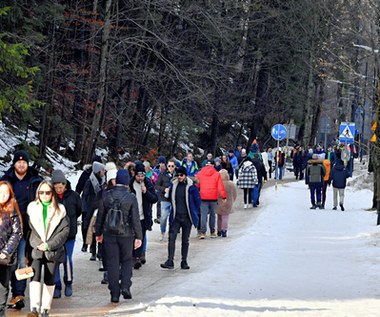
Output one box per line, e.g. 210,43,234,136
339,122,355,143
271,124,287,141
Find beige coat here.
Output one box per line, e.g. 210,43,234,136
217,172,237,215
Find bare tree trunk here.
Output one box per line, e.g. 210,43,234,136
85,0,112,162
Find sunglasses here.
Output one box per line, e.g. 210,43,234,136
39,190,52,195
178,173,185,177
167,165,175,168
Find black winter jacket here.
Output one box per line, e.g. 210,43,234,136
155,170,173,201
57,182,82,240
95,186,143,240
129,177,158,231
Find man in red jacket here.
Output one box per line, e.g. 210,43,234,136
196,160,227,239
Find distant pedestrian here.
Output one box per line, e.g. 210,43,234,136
321,159,331,209
306,154,326,209
251,153,267,207
291,144,305,180
228,150,238,180
202,153,213,168
221,155,233,180
155,159,176,241
274,148,285,180
129,163,158,269
180,152,199,177
196,161,227,239
237,157,258,209
160,166,201,270
217,170,237,237
266,148,274,179
329,158,350,211
95,170,143,303
75,154,102,195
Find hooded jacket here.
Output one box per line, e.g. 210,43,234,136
217,172,237,215
329,160,350,189
196,166,226,200
237,160,258,189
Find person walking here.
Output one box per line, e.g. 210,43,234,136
1,149,42,310
196,161,227,239
329,158,350,211
321,159,331,209
217,170,237,238
180,152,199,177
51,170,82,299
82,161,105,259
306,154,326,209
160,166,201,270
274,148,285,180
251,153,267,207
27,180,69,317
266,148,274,179
155,159,176,241
237,157,258,209
129,163,158,269
95,170,143,303
0,181,22,317
291,144,305,180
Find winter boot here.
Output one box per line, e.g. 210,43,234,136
340,204,345,211
26,308,39,317
133,257,142,269
221,230,227,238
140,252,146,264
53,286,61,298
180,261,190,270
310,205,317,209
8,295,25,310
64,284,73,297
101,271,108,285
160,260,174,269
41,309,50,317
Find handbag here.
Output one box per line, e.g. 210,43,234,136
15,266,34,280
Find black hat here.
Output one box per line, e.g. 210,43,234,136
135,163,146,175
177,166,187,176
13,150,29,165
116,169,130,185
51,170,67,184
205,160,214,166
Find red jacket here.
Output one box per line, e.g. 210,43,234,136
196,166,227,200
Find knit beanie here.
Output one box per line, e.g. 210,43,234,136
106,169,118,183
92,161,105,174
177,166,187,176
13,150,29,165
135,163,146,175
51,170,67,184
116,169,130,185
105,162,117,172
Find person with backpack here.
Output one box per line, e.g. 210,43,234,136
95,170,142,303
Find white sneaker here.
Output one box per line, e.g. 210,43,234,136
159,233,165,241
244,204,247,209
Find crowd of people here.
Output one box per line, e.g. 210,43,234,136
0,141,352,316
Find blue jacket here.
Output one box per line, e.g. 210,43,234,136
329,160,349,189
180,159,199,176
169,177,201,228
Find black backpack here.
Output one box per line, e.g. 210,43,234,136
104,193,128,235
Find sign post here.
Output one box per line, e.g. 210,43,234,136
271,124,287,190
339,122,355,176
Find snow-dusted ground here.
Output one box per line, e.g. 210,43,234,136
109,163,380,317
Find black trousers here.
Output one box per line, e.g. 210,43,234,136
104,235,134,297
31,256,59,285
133,220,146,258
168,216,192,262
0,265,11,315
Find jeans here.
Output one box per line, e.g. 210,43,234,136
309,184,322,206
252,182,262,205
200,201,217,234
168,216,192,262
160,201,172,234
55,239,75,289
10,237,26,297
275,166,283,180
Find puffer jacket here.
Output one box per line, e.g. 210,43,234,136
196,166,226,200
28,201,69,263
306,160,326,186
155,170,173,202
0,200,22,266
95,185,143,240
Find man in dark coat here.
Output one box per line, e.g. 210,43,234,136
129,163,158,269
95,170,143,303
160,166,201,270
1,149,42,310
306,154,326,209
